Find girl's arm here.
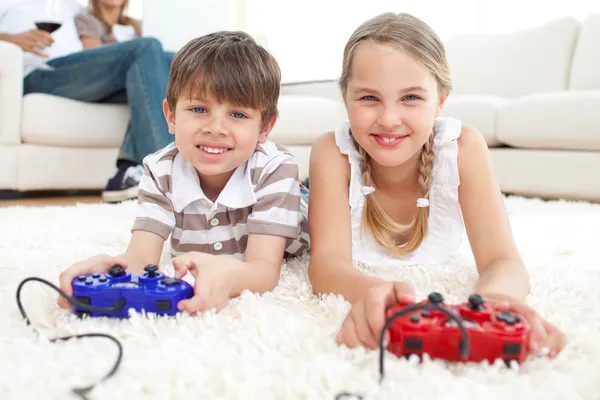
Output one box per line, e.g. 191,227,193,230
307,132,386,304
456,125,530,300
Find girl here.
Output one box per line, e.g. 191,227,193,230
75,0,141,49
307,13,566,357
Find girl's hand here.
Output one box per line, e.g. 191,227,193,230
336,281,416,349
482,292,567,357
172,252,234,313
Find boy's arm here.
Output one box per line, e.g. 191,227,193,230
224,150,305,295
118,230,166,274
196,234,286,297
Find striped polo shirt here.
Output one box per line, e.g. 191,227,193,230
131,141,310,260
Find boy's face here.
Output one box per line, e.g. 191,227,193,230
163,93,276,183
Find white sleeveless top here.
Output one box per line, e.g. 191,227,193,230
334,117,465,267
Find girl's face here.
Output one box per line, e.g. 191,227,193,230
98,0,126,8
343,42,447,169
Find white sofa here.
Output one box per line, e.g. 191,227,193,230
0,43,347,193
441,14,600,202
1,14,600,202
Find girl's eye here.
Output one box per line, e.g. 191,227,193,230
191,107,206,113
232,112,247,119
361,95,378,101
403,94,421,101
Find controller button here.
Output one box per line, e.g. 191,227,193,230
214,242,223,251
76,296,91,306
99,275,107,282
161,278,180,286
404,337,423,351
503,343,522,355
210,218,219,227
421,311,432,318
77,275,86,281
85,277,94,285
410,315,420,323
427,292,444,304
108,265,126,277
92,273,100,278
156,300,172,311
496,312,520,325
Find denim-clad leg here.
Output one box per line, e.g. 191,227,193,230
23,38,176,202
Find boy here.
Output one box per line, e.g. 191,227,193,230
58,31,310,313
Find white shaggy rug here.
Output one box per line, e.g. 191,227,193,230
1,196,600,400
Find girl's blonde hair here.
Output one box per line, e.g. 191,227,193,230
89,0,142,36
339,12,452,256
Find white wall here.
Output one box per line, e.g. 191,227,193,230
140,0,600,83
142,0,244,53
75,0,143,19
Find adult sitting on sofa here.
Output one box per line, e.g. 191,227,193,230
0,0,174,203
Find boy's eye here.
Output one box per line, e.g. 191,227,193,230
361,95,378,101
231,112,247,119
190,107,206,113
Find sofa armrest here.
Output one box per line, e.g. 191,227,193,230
0,40,23,145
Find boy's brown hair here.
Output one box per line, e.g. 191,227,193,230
166,31,281,130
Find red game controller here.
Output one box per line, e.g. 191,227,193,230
382,292,531,367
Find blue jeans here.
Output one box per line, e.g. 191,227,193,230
23,37,174,165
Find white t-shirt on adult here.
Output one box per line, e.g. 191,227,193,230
0,0,85,77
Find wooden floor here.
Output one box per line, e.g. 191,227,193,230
0,195,104,207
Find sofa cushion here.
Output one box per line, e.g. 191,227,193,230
21,93,130,147
270,95,347,145
446,17,580,98
496,91,600,151
441,95,506,147
21,93,346,148
569,14,600,90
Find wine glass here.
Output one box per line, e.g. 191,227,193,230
35,0,64,34
27,0,64,71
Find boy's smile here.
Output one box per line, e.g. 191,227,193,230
195,141,233,160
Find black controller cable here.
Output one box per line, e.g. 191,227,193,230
334,301,470,400
16,277,127,400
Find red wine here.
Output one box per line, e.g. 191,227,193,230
35,22,62,33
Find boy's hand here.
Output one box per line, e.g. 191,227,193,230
57,254,129,310
336,281,416,349
172,252,235,314
481,292,567,357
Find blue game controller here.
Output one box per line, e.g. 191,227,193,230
72,264,194,318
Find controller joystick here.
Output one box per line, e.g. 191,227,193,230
108,264,126,277
468,294,485,311
427,292,444,305
144,264,159,278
